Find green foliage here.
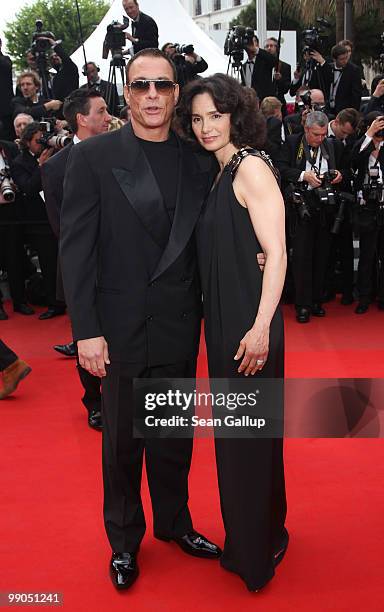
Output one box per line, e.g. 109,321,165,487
4,0,111,71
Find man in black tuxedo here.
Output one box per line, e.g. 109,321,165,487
241,33,276,101
123,0,158,54
41,89,112,430
60,48,221,590
276,111,345,323
81,62,120,117
311,45,362,115
264,37,291,115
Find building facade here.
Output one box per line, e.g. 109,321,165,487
179,0,252,44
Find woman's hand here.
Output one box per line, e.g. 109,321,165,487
234,323,269,376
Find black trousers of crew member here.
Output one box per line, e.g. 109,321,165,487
0,225,28,304
101,359,196,553
357,227,384,303
76,352,101,413
0,339,18,371
25,224,60,308
324,219,354,297
291,205,333,307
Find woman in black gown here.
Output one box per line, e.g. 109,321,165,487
177,75,288,591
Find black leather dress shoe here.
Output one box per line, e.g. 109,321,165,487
273,527,289,568
311,303,325,317
0,304,8,320
355,302,369,314
53,342,77,357
14,303,35,315
296,307,310,323
88,408,102,431
156,531,222,559
39,307,66,320
110,552,138,590
341,293,354,305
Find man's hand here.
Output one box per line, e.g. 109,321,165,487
125,32,137,43
310,50,325,65
78,336,110,377
367,116,384,139
38,147,54,166
185,52,197,64
304,171,322,188
273,71,282,80
293,66,302,80
373,80,384,99
330,170,343,184
44,99,63,111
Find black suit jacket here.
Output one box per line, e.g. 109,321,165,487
80,80,119,116
275,133,346,190
351,136,384,191
10,150,51,226
274,59,291,108
320,61,362,114
0,54,14,116
60,123,215,364
52,44,79,101
41,142,73,238
242,50,276,101
11,95,49,121
132,12,159,53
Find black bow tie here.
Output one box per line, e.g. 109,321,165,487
334,68,343,72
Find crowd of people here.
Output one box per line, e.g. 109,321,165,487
1,0,384,596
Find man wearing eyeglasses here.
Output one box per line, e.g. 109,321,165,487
60,48,221,591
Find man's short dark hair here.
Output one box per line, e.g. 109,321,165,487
126,48,177,82
336,108,360,130
63,88,105,133
331,44,349,60
19,121,41,150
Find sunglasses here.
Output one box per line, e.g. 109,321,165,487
128,79,176,94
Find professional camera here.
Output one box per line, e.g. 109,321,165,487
102,17,130,60
31,19,55,53
331,191,354,235
301,17,331,53
288,183,311,222
0,152,16,204
224,25,254,66
174,44,194,55
38,119,72,150
298,91,326,113
362,167,384,204
317,170,338,206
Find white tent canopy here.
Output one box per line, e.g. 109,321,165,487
70,0,228,84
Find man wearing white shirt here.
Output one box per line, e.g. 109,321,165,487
41,88,111,429
351,112,384,314
276,111,345,322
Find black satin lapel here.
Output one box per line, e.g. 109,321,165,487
150,147,210,282
112,129,171,249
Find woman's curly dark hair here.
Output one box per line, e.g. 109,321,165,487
176,73,266,149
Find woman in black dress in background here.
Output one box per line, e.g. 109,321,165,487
177,75,288,591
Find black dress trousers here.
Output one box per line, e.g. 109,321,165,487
101,359,196,553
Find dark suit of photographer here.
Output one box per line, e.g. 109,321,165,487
162,44,208,89
276,112,345,322
264,38,291,115
11,71,62,121
50,42,79,101
241,35,276,101
123,0,158,53
351,113,384,313
10,122,63,318
0,39,14,140
81,62,119,117
364,76,384,116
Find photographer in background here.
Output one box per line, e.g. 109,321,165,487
284,88,327,136
122,0,158,53
162,43,208,89
264,37,291,116
310,44,362,114
81,62,119,117
0,38,14,140
351,112,384,314
10,121,64,320
276,111,345,323
49,39,79,101
11,71,62,121
364,75,384,116
242,32,276,101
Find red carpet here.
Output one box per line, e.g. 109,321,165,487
1,299,384,611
